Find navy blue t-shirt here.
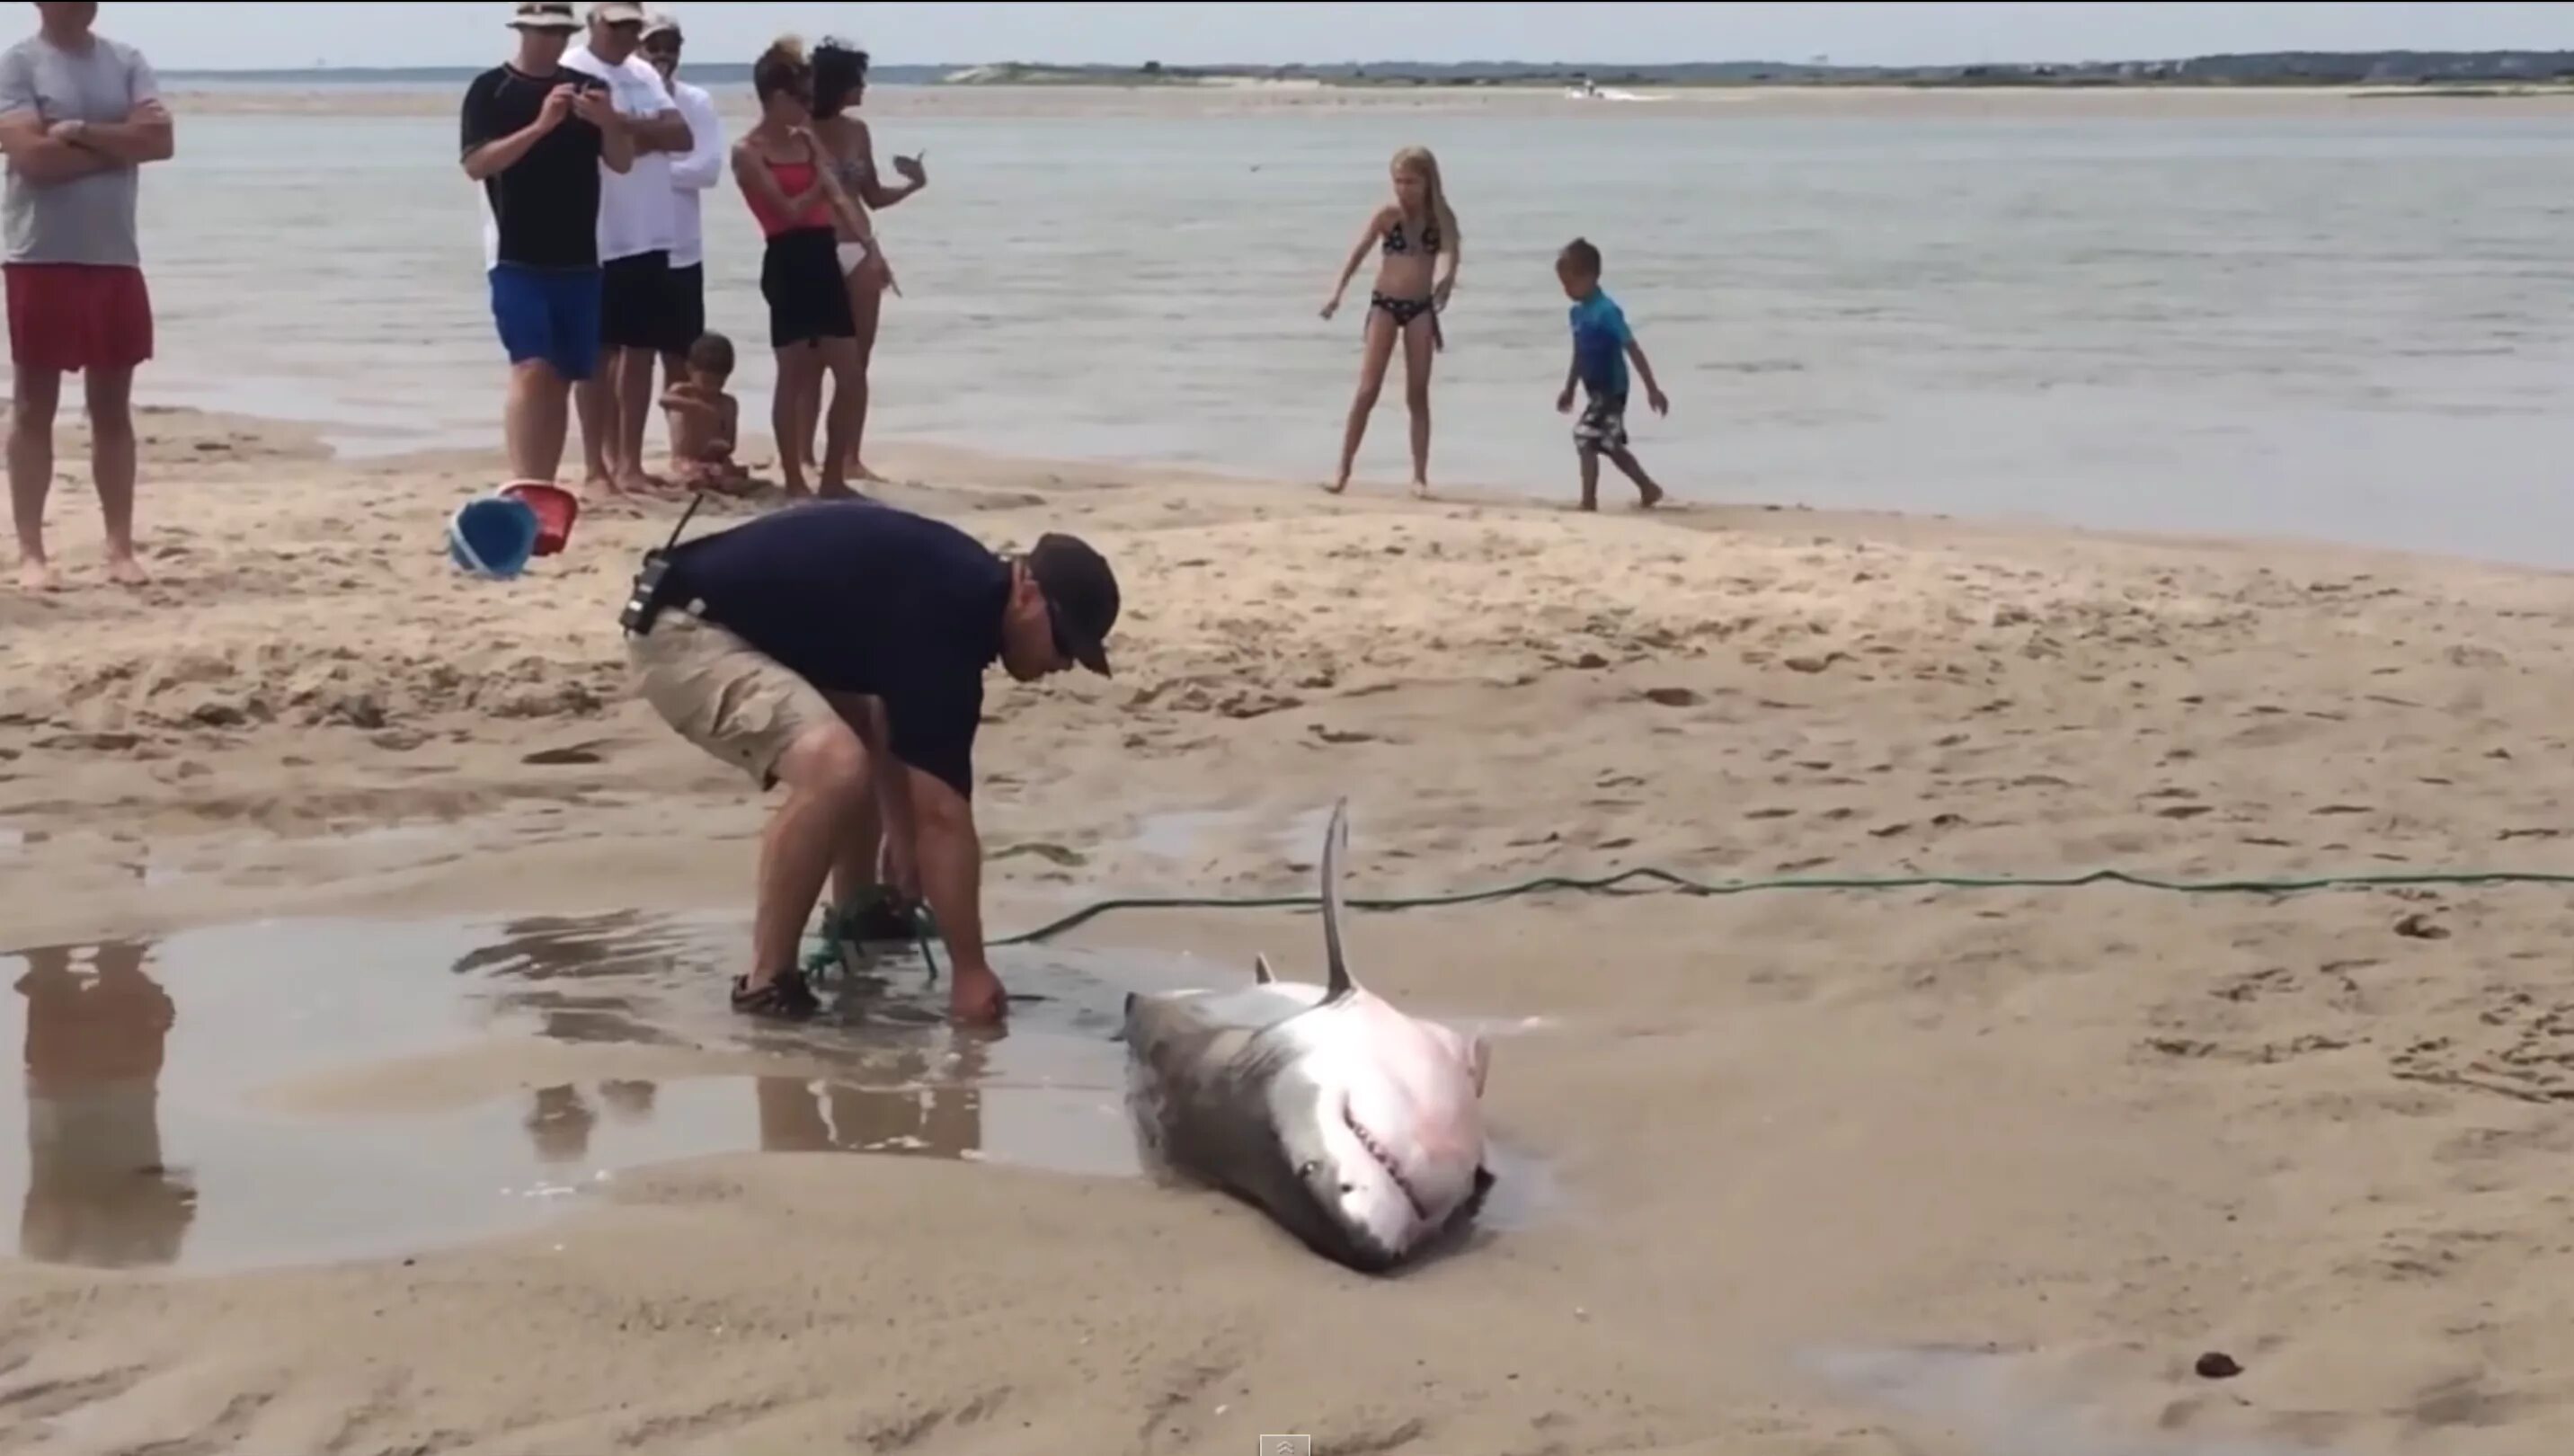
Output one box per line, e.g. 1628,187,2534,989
661,502,1010,798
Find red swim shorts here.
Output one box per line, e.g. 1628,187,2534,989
4,262,154,374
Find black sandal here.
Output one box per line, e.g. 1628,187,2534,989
732,967,821,1019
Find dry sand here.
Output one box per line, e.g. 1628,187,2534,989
6,408,2574,1453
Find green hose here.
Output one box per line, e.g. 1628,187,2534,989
805,863,2574,973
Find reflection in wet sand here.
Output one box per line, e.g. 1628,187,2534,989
0,910,1389,1273
758,1034,990,1159
15,942,196,1270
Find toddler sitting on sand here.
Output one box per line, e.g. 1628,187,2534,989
659,333,760,495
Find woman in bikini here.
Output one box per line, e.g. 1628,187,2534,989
731,38,876,498
784,37,928,487
1320,145,1461,498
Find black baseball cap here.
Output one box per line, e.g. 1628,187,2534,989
1025,533,1119,678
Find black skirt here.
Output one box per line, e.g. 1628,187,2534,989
759,226,857,349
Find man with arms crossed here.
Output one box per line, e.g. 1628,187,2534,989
459,1,633,486
0,0,173,593
563,0,690,500
624,501,1122,1025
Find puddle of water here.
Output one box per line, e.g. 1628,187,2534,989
1798,1345,2345,1456
0,911,1547,1276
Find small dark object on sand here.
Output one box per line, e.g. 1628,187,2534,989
2195,1351,2243,1380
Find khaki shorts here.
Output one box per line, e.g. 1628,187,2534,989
626,608,839,789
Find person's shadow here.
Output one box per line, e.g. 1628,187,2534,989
14,941,196,1268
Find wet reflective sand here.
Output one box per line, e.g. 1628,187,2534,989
2,911,1549,1277
0,913,1207,1274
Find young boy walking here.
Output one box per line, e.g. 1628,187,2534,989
1554,236,1669,510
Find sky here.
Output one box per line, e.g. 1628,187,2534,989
55,1,2574,72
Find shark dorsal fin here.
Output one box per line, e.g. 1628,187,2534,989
1320,797,1356,1002
1252,953,1276,984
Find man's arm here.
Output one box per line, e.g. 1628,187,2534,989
0,51,104,185
669,87,723,191
55,102,173,164
57,49,172,164
0,111,104,184
596,106,636,174
904,766,988,972
626,69,691,155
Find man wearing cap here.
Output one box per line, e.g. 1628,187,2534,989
1,1,174,593
635,13,721,407
623,500,1121,1025
561,0,691,500
459,2,634,488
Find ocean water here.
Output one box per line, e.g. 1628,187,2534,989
44,87,2574,565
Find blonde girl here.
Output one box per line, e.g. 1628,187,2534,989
1320,145,1460,497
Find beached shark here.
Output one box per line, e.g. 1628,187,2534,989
1120,797,1496,1273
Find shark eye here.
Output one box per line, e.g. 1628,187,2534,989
1298,1160,1320,1180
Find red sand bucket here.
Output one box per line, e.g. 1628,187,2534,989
498,482,579,557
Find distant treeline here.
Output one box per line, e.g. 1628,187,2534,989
166,50,2574,90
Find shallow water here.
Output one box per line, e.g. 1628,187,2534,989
36,93,2574,565
0,910,1545,1274
1801,1344,2344,1456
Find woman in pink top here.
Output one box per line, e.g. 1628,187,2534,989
731,38,873,497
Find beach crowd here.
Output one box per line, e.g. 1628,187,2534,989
3,0,1676,1027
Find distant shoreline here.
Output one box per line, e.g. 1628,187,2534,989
161,47,2574,93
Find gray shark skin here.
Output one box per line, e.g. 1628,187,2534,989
1121,798,1496,1274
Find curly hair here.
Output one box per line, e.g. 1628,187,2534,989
811,36,872,118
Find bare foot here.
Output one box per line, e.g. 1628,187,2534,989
816,480,862,501
1411,480,1433,500
105,553,151,587
1322,475,1350,495
612,470,657,497
1637,482,1665,510
16,556,59,592
582,470,616,496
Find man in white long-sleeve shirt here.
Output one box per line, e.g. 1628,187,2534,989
639,12,721,409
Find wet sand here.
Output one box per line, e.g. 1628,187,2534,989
6,410,2574,1452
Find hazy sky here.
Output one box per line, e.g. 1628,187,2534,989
55,1,2574,72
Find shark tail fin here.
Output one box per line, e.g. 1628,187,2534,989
1252,953,1276,984
1321,796,1355,1001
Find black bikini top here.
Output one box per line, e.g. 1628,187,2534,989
1383,213,1442,256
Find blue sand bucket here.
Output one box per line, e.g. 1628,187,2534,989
448,494,542,580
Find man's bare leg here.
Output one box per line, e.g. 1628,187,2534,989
613,346,661,494
504,359,570,482
8,366,61,591
84,366,145,584
746,724,872,997
573,371,619,494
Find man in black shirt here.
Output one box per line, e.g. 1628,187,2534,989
625,500,1123,1025
458,1,633,484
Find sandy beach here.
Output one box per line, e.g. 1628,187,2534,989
4,404,2574,1453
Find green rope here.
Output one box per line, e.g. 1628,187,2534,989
803,864,2574,971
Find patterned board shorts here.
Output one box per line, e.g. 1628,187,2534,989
1573,389,1629,452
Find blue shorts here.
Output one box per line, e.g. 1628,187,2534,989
488,263,602,382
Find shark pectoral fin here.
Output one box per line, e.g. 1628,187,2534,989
1467,1034,1492,1097
1252,953,1276,985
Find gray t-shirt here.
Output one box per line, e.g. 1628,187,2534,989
0,33,159,267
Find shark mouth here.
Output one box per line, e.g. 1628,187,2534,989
1345,1102,1432,1223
